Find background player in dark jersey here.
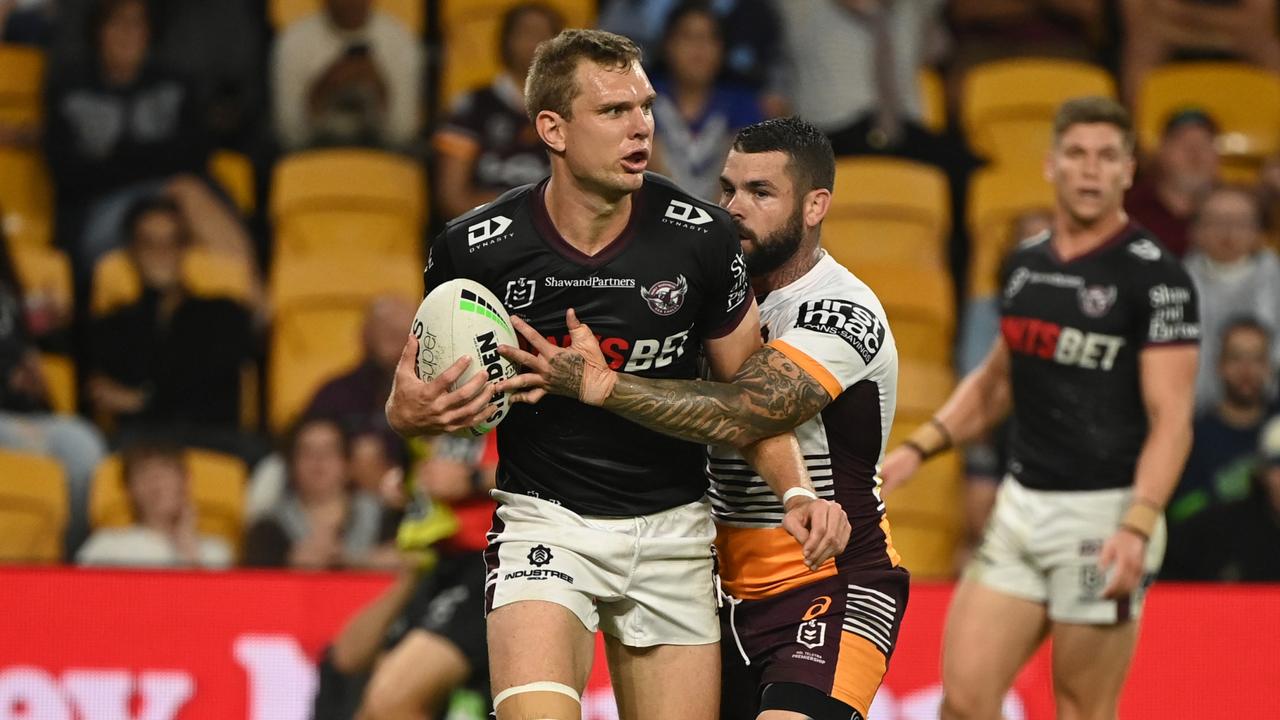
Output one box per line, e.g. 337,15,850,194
880,97,1199,720
498,117,908,720
385,30,843,720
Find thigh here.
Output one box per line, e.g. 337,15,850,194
941,579,1049,708
604,636,719,720
487,600,595,715
360,630,470,720
1050,620,1139,720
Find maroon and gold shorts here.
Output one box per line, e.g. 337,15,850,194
721,566,909,720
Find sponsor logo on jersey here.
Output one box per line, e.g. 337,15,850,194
797,299,886,364
726,253,749,312
662,199,713,230
1078,285,1118,317
544,276,636,289
796,618,827,649
1001,316,1126,370
504,278,536,309
1147,284,1198,342
803,596,832,621
1127,238,1162,261
527,545,553,567
542,326,692,372
641,274,689,316
466,215,513,251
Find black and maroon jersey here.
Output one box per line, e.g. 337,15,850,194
434,75,549,192
998,222,1199,492
425,173,752,516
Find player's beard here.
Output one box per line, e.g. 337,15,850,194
740,204,805,276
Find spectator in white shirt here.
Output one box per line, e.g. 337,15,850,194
271,0,423,152
77,444,233,568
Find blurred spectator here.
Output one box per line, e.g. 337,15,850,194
1184,185,1280,408
244,418,382,569
0,230,106,552
649,2,761,201
945,0,1106,115
1121,0,1280,105
598,0,784,92
1162,414,1280,582
1171,318,1274,524
76,443,233,568
271,0,424,152
352,433,498,720
433,2,560,220
0,0,53,45
87,196,256,450
44,0,212,267
1257,151,1280,251
774,0,946,154
1125,109,1220,258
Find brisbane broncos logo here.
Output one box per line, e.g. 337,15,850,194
640,274,689,316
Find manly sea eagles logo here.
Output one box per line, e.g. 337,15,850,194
640,274,689,316
1078,284,1118,318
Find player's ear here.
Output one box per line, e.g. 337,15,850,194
536,110,567,154
803,188,831,229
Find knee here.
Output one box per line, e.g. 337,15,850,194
1054,685,1117,720
940,686,1001,720
358,682,427,720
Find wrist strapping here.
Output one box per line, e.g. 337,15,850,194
579,358,617,406
904,416,952,460
1120,500,1161,541
782,487,818,505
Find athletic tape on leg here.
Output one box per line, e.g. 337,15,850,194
493,681,581,719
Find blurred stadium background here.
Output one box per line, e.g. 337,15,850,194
1,0,1279,718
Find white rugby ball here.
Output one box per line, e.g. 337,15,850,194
412,278,518,436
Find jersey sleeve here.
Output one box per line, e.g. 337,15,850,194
423,231,457,296
700,225,752,338
767,296,891,399
1135,255,1200,347
433,90,483,159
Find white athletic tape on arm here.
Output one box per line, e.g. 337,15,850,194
492,681,581,709
782,487,818,505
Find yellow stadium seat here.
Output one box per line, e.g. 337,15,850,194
91,247,256,316
1137,62,1280,174
827,158,950,268
858,263,955,331
896,359,954,419
0,449,68,563
270,149,425,259
918,67,946,134
269,0,424,33
0,44,44,128
0,147,54,247
89,450,247,549
209,150,255,216
966,168,1056,298
440,0,595,107
38,353,76,414
9,243,72,312
268,255,422,432
883,417,962,579
962,58,1116,164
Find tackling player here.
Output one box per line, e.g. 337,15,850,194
880,97,1199,720
385,31,847,720
498,117,909,720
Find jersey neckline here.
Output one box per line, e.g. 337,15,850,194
1046,219,1137,266
758,251,836,312
530,177,643,269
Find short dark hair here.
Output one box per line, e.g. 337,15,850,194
121,442,187,517
499,3,564,70
731,116,835,193
1052,96,1135,153
1194,184,1267,231
123,194,183,243
1221,315,1272,353
525,29,643,121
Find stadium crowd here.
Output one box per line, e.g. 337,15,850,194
2,0,1280,716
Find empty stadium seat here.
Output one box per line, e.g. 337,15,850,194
966,167,1056,298
1137,62,1280,183
962,58,1116,164
882,418,963,579
91,247,256,316
270,149,425,259
0,44,44,129
269,0,424,33
0,450,68,563
9,243,72,314
440,0,595,107
827,158,951,268
918,67,947,134
268,255,422,433
38,353,76,415
896,359,955,419
209,150,256,216
0,147,54,247
89,450,248,549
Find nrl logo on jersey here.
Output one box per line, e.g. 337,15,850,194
640,274,689,316
504,277,536,310
466,215,513,252
662,199,713,232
